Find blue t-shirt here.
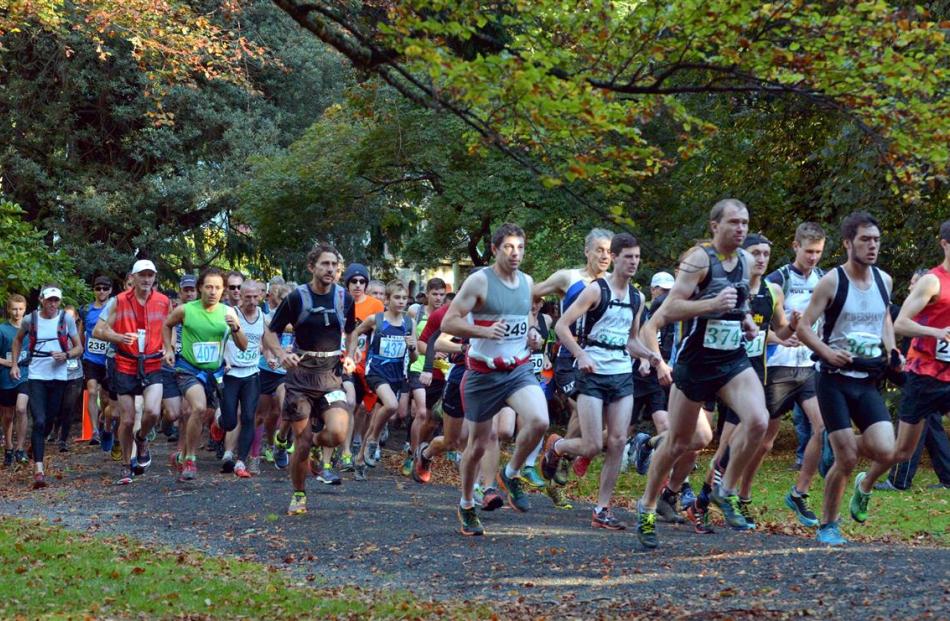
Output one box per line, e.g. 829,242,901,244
82,303,110,366
0,322,28,389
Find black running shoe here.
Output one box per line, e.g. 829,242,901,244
458,505,484,536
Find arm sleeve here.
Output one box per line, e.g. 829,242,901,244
422,330,441,372
267,293,299,334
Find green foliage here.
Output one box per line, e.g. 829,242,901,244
0,200,89,306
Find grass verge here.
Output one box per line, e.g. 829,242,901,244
0,517,487,620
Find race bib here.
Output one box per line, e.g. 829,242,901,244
86,338,108,355
530,353,544,374
501,320,529,341
192,341,222,365
936,339,950,362
745,332,765,358
67,358,80,371
703,319,742,351
233,347,258,366
845,332,882,359
379,335,407,359
324,390,346,405
356,334,369,352
16,349,28,364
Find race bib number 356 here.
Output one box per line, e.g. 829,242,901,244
704,320,742,351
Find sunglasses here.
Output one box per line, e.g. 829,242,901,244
228,285,242,290
349,278,367,285
94,286,112,292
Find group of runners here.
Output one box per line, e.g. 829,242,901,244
0,201,947,548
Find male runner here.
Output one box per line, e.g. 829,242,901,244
10,285,82,488
442,223,548,536
263,243,356,515
406,278,447,472
796,211,898,545
80,275,113,445
225,271,245,307
163,267,247,481
220,280,265,477
544,233,661,529
1,294,30,467
765,222,828,526
160,274,197,450
533,228,613,480
635,199,768,548
855,220,950,516
92,260,170,484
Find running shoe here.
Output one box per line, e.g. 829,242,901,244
472,484,484,508
111,441,122,462
317,464,342,486
248,456,262,476
592,507,626,530
32,472,48,490
273,444,289,470
497,467,530,513
480,487,505,512
540,434,562,481
14,449,27,465
785,486,820,527
412,443,432,484
446,450,461,464
262,444,274,463
179,458,197,481
816,521,847,546
679,482,696,511
521,465,545,489
544,482,573,509
221,456,235,474
89,431,100,447
631,432,653,475
849,472,871,523
554,457,571,486
738,498,757,530
135,448,152,474
58,440,68,453
131,456,143,477
458,505,484,536
710,486,752,530
339,453,355,472
100,430,114,453
573,456,591,478
210,420,225,443
168,451,183,474
636,503,658,549
657,487,685,524
3,449,13,468
146,428,157,443
364,442,380,468
354,464,367,481
401,455,413,478
686,501,715,534
234,461,251,478
166,428,179,443
117,470,133,485
287,491,307,516
874,479,903,491
379,423,390,447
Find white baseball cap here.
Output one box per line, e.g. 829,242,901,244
650,272,675,289
131,259,157,274
40,287,63,300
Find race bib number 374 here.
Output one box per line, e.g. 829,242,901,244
703,320,742,351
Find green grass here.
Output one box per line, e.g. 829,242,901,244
570,448,950,546
0,518,488,620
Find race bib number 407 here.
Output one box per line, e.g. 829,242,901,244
192,341,222,365
703,320,742,351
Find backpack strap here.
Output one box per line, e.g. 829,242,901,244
871,266,890,308
57,310,69,351
369,311,385,356
294,284,313,330
403,312,412,337
27,311,38,362
333,284,346,333
823,267,849,343
580,279,612,345
779,264,791,298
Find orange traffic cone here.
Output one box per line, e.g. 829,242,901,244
76,390,94,442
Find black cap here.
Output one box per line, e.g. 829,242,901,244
742,233,772,249
342,263,370,284
93,276,112,287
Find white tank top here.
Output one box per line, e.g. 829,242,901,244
585,285,635,375
468,269,531,369
226,307,264,377
767,265,822,367
821,269,888,379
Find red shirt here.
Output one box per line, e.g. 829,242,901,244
419,304,449,381
906,265,950,382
